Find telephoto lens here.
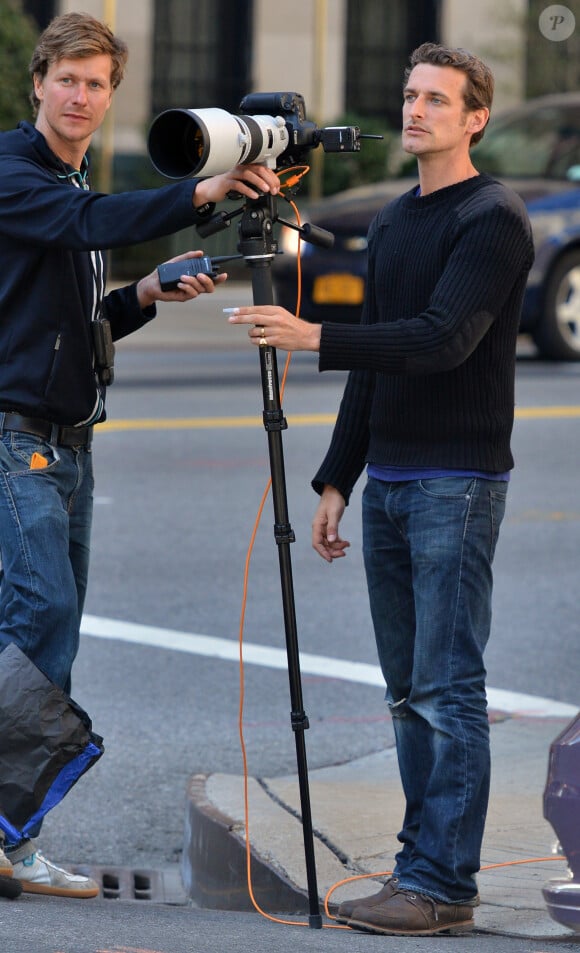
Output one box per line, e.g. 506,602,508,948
148,108,289,178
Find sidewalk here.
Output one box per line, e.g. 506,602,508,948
182,710,580,939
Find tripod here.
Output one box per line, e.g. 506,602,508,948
205,192,324,928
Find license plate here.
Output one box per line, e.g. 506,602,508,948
312,273,365,305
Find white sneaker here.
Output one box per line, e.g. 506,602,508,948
10,847,99,898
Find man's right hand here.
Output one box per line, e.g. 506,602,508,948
312,485,350,563
193,163,280,208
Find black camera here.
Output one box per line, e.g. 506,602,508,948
238,92,363,163
148,91,373,179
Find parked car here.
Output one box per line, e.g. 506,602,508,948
272,93,580,360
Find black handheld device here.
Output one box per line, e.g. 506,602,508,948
157,256,217,291
156,254,244,291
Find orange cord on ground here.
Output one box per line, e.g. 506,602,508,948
234,171,566,930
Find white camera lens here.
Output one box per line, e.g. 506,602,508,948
148,108,289,178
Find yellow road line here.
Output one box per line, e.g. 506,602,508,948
95,406,580,433
96,413,336,432
515,406,580,418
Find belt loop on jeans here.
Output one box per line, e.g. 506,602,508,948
56,424,93,449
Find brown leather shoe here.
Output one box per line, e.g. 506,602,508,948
348,887,475,935
335,877,399,924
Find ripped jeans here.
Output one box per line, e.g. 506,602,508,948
362,475,507,903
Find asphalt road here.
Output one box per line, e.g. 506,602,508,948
8,896,580,953
25,287,580,900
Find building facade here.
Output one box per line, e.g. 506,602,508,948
24,0,529,163
20,0,538,271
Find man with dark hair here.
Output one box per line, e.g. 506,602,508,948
404,42,495,144
0,11,279,897
228,43,534,935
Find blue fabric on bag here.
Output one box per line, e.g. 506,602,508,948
0,741,103,845
0,644,104,845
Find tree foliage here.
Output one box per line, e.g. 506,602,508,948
0,0,38,130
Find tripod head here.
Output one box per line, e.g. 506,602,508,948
196,188,334,260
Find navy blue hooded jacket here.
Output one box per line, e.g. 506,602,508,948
0,122,210,425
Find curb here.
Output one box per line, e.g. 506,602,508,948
181,774,311,913
181,717,578,939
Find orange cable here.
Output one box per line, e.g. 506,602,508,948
278,164,310,193
481,856,565,871
236,483,348,930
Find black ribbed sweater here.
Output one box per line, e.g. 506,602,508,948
312,174,534,503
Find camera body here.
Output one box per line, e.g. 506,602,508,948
239,92,362,162
239,92,317,166
147,91,363,179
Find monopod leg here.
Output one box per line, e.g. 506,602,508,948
248,257,322,929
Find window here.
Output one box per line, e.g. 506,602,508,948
345,0,440,127
152,0,253,115
22,0,56,30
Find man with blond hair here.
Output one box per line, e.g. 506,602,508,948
0,11,279,897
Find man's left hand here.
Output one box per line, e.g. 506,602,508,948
226,304,321,352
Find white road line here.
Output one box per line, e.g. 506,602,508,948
81,614,578,720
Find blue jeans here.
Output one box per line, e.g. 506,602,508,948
0,430,94,695
362,475,507,903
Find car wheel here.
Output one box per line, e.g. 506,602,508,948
533,249,580,361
